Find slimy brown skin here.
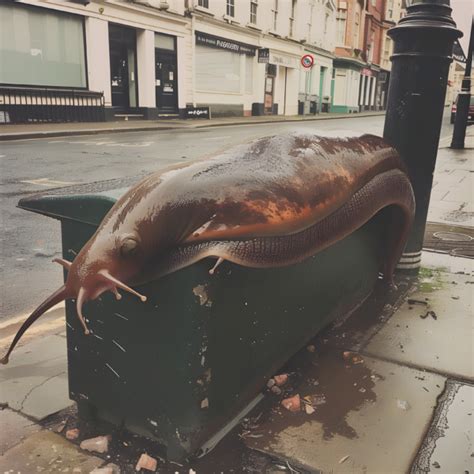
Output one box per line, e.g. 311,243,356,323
1,132,415,364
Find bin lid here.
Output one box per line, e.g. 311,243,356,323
18,173,148,226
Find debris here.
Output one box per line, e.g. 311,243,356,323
65,428,80,440
306,345,316,353
201,398,209,409
451,296,460,300
339,455,350,464
192,285,210,306
432,461,441,469
420,310,437,320
352,355,364,364
281,394,301,412
267,378,276,389
274,374,289,386
135,453,158,472
397,399,411,410
312,394,327,406
90,464,120,474
407,298,428,306
80,435,109,454
305,404,315,415
55,419,67,433
271,385,282,395
343,351,353,360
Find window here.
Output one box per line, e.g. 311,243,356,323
226,0,235,17
289,0,297,37
250,0,258,24
354,10,360,47
0,4,86,87
198,0,209,8
245,55,254,93
336,10,346,45
272,0,278,31
196,45,241,93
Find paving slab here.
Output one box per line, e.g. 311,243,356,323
364,271,474,381
0,408,41,455
0,334,72,420
411,381,474,473
0,430,103,473
245,353,445,473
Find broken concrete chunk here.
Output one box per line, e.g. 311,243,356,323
80,435,109,454
201,398,209,409
270,385,282,395
274,374,289,386
305,404,315,415
135,453,158,472
65,428,80,440
281,394,301,412
307,345,316,352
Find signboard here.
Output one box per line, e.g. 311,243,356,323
184,106,210,119
301,54,314,68
269,52,298,69
195,31,256,56
258,48,270,63
361,68,375,77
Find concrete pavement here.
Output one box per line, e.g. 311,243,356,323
0,111,385,141
0,124,472,473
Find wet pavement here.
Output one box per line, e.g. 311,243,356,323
0,121,472,473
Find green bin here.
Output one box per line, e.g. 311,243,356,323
18,173,386,461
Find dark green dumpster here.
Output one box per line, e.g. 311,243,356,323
18,173,387,462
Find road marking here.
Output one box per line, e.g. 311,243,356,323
64,140,154,147
203,135,232,141
20,178,77,187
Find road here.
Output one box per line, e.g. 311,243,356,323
0,113,454,321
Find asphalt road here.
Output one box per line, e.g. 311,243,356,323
0,113,454,321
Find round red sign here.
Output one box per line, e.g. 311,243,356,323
301,54,314,68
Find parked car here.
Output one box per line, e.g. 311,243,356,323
450,95,474,124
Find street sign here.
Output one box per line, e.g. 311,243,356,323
301,54,314,68
258,48,270,63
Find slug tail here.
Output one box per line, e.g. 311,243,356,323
0,285,68,365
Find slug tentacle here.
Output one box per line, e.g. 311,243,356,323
76,287,90,335
98,270,147,302
53,258,72,270
0,285,68,365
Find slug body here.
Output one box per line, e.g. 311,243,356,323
1,132,415,363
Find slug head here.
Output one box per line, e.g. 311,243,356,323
61,231,148,334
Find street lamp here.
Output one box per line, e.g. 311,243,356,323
383,0,462,272
450,18,474,149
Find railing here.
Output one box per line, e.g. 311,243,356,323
0,86,105,124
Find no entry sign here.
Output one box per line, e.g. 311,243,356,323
301,54,314,68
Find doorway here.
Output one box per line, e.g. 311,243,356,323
264,63,276,115
155,33,178,114
109,24,137,110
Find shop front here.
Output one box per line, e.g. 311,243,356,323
194,31,257,117
358,67,378,111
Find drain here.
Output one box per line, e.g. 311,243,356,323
433,231,473,242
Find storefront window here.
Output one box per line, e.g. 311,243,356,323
196,45,241,93
245,56,254,94
155,33,175,51
0,4,86,88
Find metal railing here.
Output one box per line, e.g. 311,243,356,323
0,86,105,124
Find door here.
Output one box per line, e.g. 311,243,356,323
155,49,178,113
109,25,137,109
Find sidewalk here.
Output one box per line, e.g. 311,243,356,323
0,110,385,141
0,129,472,473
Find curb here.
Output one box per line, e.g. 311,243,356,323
0,112,386,141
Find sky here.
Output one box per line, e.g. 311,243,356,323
451,0,473,54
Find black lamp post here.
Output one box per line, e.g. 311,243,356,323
451,18,473,149
383,0,462,272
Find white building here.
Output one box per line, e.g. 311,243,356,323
0,0,338,122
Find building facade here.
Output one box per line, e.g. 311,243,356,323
0,0,403,123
